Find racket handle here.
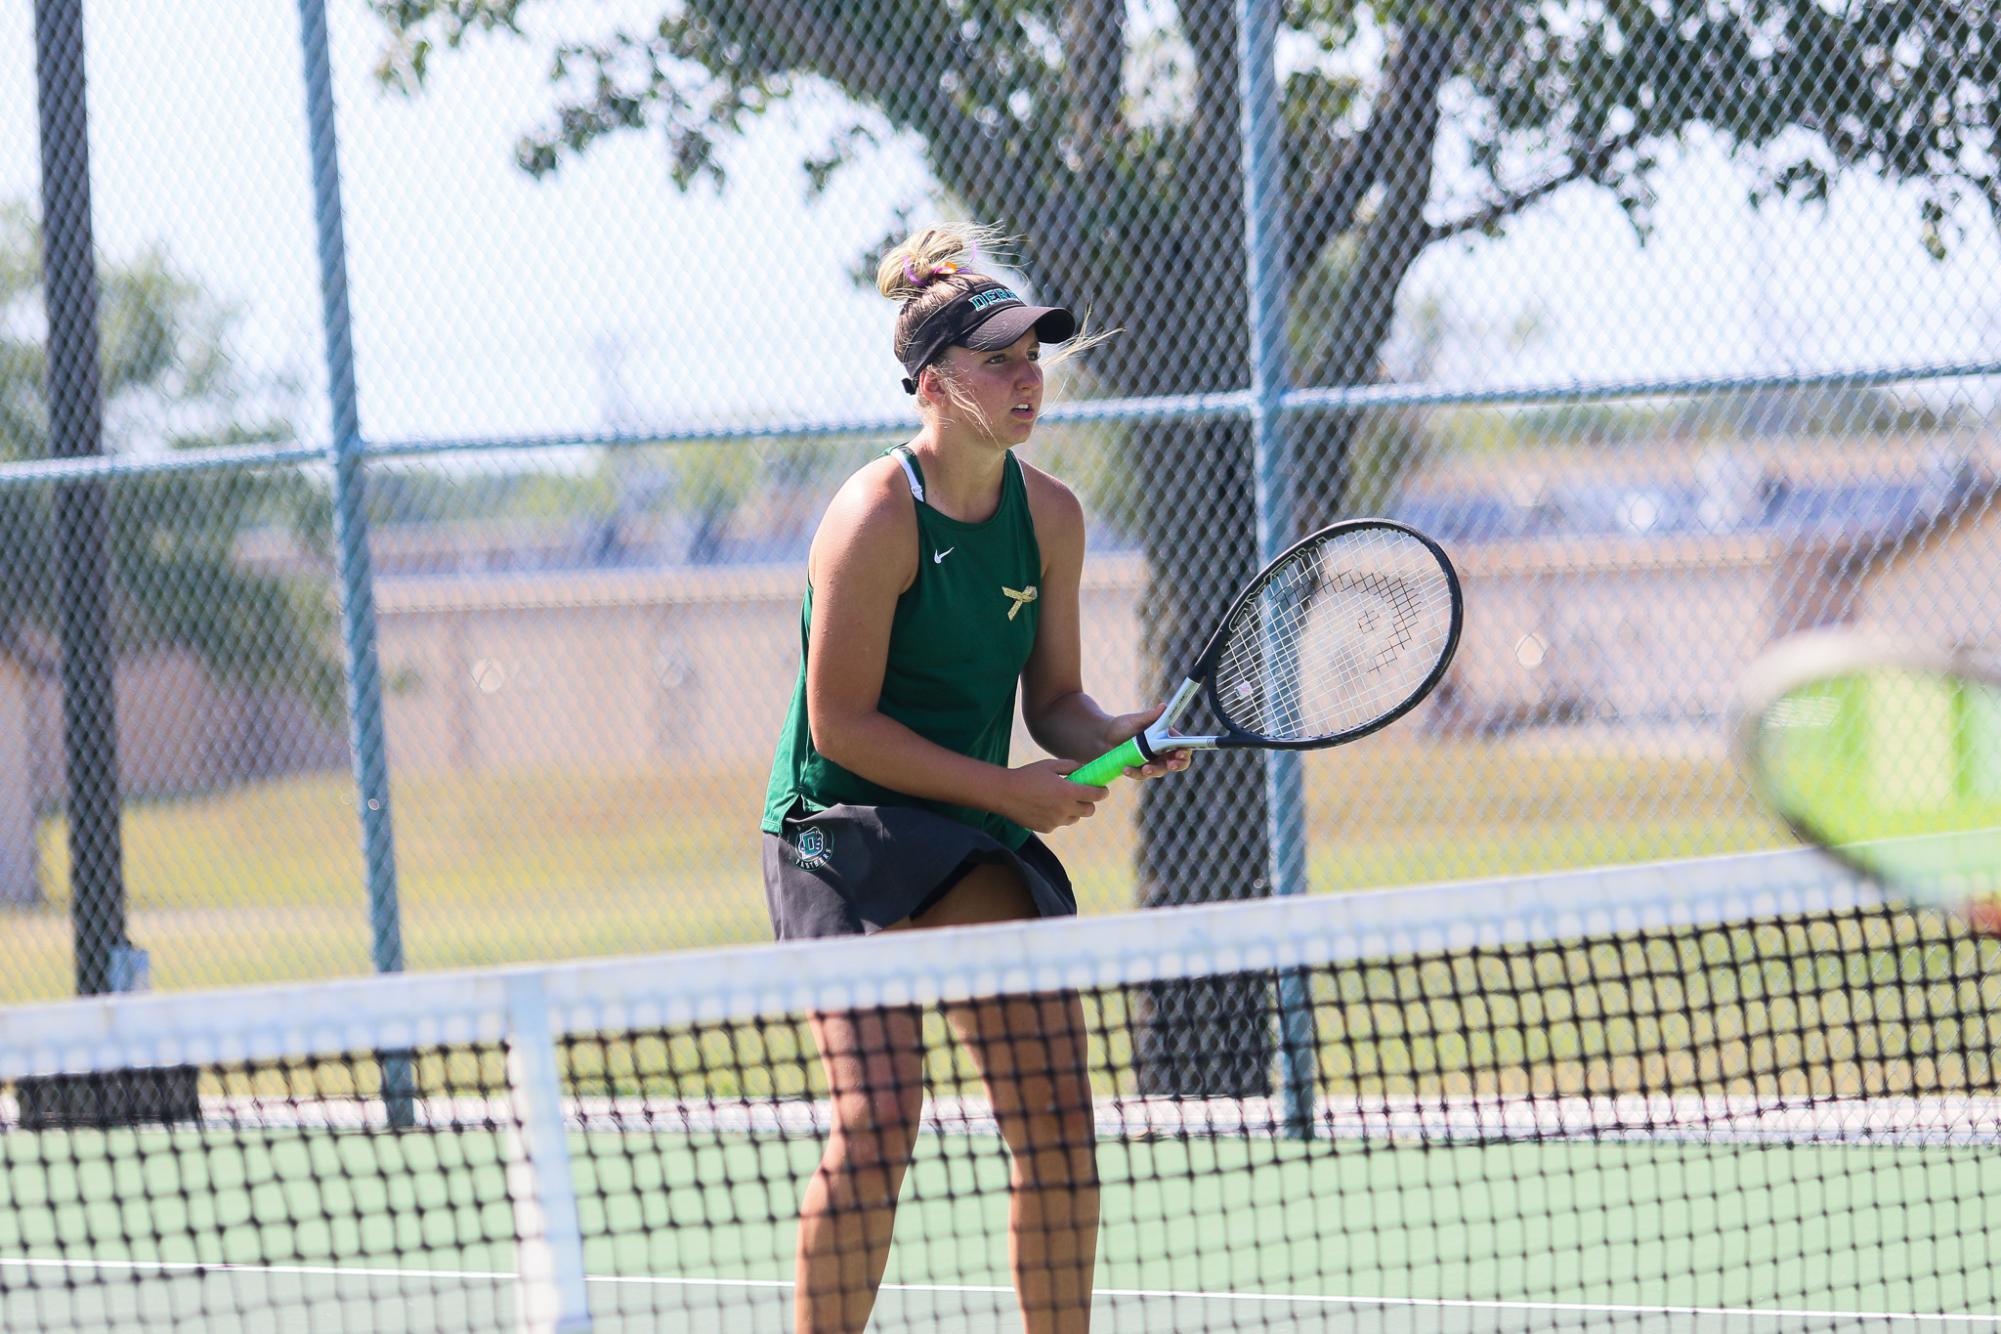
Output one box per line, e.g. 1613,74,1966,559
1066,736,1148,786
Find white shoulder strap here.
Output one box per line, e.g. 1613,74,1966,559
891,446,925,502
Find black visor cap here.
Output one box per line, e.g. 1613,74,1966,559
900,279,1077,393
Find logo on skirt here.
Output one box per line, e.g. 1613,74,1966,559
793,827,831,869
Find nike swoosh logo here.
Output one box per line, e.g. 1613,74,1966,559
933,547,956,564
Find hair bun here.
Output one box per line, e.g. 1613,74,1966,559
902,258,960,291
877,223,1002,302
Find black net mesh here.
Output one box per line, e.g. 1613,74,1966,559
4,858,1998,1331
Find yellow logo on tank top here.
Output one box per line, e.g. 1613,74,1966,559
1002,585,1038,620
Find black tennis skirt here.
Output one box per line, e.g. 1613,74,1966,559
762,803,1076,941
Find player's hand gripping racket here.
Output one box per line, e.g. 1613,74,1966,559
1066,519,1463,785
1736,628,2001,934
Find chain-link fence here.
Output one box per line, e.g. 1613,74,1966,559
4,0,1998,1003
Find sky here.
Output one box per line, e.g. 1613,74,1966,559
0,0,1996,454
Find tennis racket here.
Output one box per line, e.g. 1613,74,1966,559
1736,627,2001,934
1066,519,1463,786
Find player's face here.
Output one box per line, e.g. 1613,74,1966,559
938,331,1043,442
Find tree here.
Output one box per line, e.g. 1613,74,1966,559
368,0,1999,1092
0,204,340,768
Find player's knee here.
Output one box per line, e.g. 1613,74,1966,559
1041,1071,1095,1133
830,1084,924,1155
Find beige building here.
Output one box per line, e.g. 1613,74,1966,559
7,436,1996,905
10,497,1993,790
370,558,1149,776
1853,501,2001,644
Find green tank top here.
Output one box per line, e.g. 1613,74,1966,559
762,447,1042,850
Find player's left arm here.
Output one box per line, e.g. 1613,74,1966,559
1019,463,1187,777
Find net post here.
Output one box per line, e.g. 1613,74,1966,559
504,971,593,1333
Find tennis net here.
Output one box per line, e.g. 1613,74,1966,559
3,848,1998,1332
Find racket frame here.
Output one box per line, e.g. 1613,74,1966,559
1734,625,2001,924
1069,519,1463,784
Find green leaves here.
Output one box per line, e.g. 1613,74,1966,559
1467,0,1999,253
0,206,341,719
369,0,533,94
370,0,2000,274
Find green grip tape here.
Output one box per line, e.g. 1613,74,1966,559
1066,735,1146,786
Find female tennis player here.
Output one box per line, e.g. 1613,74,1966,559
761,223,1187,1333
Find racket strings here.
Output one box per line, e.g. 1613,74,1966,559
1212,528,1456,744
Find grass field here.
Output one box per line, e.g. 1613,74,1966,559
3,1124,1997,1332
3,734,1791,1004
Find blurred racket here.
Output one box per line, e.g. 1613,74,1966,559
1736,627,2001,934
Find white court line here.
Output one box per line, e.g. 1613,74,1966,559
3,1257,1996,1325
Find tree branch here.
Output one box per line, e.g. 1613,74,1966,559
731,0,1072,249
1290,117,1393,270
1425,131,1641,243
1287,3,1470,274
1180,0,1241,189
1062,0,1125,160
1303,17,1457,390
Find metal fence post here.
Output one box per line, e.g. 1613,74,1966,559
1237,0,1319,1138
295,0,412,1124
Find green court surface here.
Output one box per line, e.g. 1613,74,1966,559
5,1124,1999,1331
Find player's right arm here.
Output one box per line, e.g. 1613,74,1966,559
805,460,1105,833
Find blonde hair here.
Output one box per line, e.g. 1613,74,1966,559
875,222,1011,307
876,222,1113,427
